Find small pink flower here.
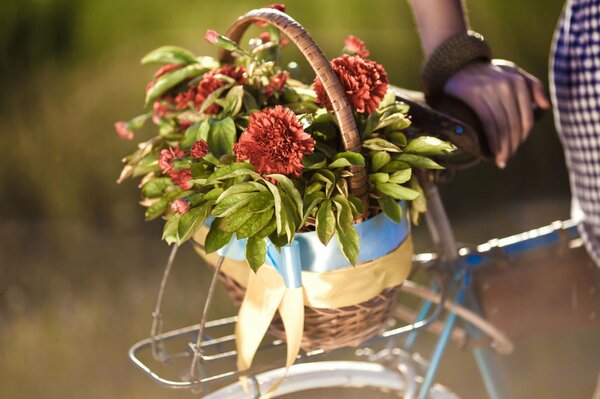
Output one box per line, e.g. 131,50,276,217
159,146,185,174
171,198,190,215
169,169,193,190
114,121,133,140
343,35,370,58
190,140,209,159
205,30,219,44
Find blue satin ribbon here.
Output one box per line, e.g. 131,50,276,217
212,201,410,288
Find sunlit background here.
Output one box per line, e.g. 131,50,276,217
1,0,599,398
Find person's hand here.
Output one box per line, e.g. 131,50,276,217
444,59,550,168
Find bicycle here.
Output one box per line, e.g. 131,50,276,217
125,76,600,399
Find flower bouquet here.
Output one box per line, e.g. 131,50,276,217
117,5,453,379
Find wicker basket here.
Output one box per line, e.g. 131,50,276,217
203,8,407,352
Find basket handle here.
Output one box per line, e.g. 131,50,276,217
218,8,369,213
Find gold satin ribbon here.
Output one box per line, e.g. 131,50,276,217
193,228,413,397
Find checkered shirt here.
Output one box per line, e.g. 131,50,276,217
551,0,600,266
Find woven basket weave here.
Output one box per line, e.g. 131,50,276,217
207,8,405,352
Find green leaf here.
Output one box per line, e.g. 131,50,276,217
145,198,168,220
375,113,411,131
162,215,181,245
246,237,267,272
207,163,256,182
370,151,391,172
378,196,403,223
221,85,244,116
389,169,412,184
145,63,208,104
409,177,427,225
302,191,325,224
204,187,224,201
142,177,173,198
217,182,265,201
237,208,274,239
316,200,335,246
405,136,456,155
333,152,365,166
127,113,150,131
256,217,277,239
264,180,283,235
141,46,199,65
376,182,420,201
306,182,323,195
362,138,401,152
380,160,411,174
242,91,259,112
377,90,396,110
208,117,237,157
247,191,275,212
396,154,444,170
181,121,210,149
177,204,210,244
204,220,233,253
369,173,389,184
219,206,254,233
348,195,365,215
327,158,352,169
332,195,353,233
267,174,303,221
302,153,327,170
212,192,257,217
335,225,360,266
388,132,407,147
268,232,289,248
200,86,228,114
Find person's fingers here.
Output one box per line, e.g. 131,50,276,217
495,61,551,110
524,74,551,109
508,71,534,148
481,94,510,167
495,77,523,157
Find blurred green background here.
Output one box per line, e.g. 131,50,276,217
1,0,598,398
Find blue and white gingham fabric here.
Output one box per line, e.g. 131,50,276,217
550,0,600,266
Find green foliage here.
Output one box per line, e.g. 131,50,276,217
118,28,456,271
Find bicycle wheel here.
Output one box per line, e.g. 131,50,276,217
204,361,459,399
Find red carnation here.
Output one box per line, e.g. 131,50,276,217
114,121,133,140
313,54,389,114
169,169,193,190
153,100,172,122
158,146,185,174
190,140,209,159
233,106,314,178
171,198,190,215
174,65,246,114
343,35,370,58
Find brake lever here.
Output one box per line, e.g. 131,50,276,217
393,86,546,168
392,87,487,168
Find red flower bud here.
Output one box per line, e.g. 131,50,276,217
114,121,133,140
205,30,219,44
190,140,209,159
343,35,370,58
171,198,190,215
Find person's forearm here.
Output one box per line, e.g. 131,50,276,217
409,0,469,57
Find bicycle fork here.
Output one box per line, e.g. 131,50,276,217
412,181,512,399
